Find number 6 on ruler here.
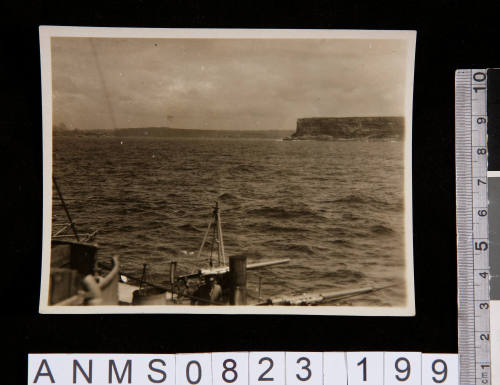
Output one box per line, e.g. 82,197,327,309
249,352,285,385
346,352,384,385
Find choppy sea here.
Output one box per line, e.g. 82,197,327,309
52,135,407,306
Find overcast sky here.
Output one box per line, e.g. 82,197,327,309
52,37,410,131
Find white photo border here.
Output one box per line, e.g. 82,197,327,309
39,26,416,316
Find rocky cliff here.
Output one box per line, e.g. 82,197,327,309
289,116,405,140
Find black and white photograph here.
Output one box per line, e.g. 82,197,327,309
39,27,416,315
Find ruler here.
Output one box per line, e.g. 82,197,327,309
456,69,491,385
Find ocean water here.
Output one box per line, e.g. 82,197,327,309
52,135,407,306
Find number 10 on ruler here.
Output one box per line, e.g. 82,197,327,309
28,352,458,385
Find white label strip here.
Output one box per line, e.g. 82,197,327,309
27,353,458,385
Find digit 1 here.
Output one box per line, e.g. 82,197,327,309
357,357,367,382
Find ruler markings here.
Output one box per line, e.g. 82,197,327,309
456,69,475,385
456,69,491,385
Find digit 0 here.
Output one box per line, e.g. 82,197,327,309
474,72,486,82
186,361,202,385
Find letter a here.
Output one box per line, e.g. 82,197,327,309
33,359,55,383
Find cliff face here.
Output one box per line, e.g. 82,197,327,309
291,116,404,140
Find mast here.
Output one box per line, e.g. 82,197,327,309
197,201,226,268
53,176,80,241
216,201,225,265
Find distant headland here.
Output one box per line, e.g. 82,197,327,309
283,116,405,141
53,125,293,140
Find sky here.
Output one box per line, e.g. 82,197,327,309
51,36,410,131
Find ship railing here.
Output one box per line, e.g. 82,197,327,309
52,221,98,242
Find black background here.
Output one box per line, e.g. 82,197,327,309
3,1,498,383
489,70,500,171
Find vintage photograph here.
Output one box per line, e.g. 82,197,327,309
39,27,416,315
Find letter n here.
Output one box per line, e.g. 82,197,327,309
109,360,132,384
73,359,92,383
33,359,55,383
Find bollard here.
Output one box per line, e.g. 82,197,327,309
229,255,247,305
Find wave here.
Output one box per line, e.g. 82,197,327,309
329,239,352,246
177,223,202,232
282,243,316,254
246,206,324,220
257,223,308,233
331,193,402,211
229,164,266,174
370,224,394,235
332,194,371,205
218,192,240,201
319,269,365,281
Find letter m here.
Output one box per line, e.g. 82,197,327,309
108,360,132,384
